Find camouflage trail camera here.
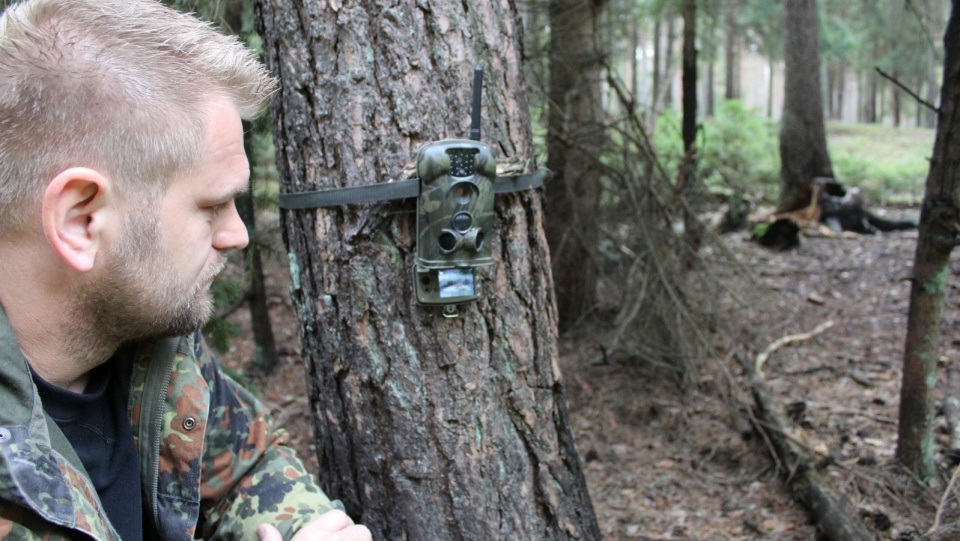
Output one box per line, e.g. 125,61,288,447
413,139,496,308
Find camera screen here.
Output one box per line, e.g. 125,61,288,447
438,268,475,298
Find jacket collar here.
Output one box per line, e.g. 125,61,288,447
0,303,49,439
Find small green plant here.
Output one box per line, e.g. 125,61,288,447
653,100,780,204
698,101,780,200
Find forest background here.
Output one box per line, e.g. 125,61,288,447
164,0,955,539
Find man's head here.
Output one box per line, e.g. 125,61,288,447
0,0,275,236
0,0,276,345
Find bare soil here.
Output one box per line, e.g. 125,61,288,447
219,217,960,540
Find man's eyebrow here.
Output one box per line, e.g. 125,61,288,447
214,184,250,203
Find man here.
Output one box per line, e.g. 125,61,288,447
0,0,370,539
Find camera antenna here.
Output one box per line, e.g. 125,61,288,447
470,67,482,141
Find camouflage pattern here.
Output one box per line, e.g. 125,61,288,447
415,139,496,269
0,305,340,540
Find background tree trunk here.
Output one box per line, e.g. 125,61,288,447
255,1,602,539
896,0,960,481
680,0,701,251
724,0,740,101
778,0,834,212
546,0,605,330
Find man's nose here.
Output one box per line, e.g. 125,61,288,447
213,201,249,252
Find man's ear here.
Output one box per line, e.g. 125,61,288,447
41,167,114,273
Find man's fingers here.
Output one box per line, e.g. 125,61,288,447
257,524,283,541
298,510,355,533
326,525,372,541
259,510,371,540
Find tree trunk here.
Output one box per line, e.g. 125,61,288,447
866,62,879,123
778,0,834,212
724,0,740,100
837,62,845,121
896,0,960,482
627,10,639,104
681,0,697,153
546,0,605,330
255,1,602,539
653,16,662,111
680,0,700,251
767,60,775,119
235,184,278,373
653,10,677,115
926,2,943,129
892,69,902,127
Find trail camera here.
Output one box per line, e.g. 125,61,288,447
413,69,495,312
277,68,549,318
412,140,496,307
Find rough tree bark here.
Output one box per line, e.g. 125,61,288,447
896,0,960,481
546,0,605,330
778,0,834,212
256,1,602,539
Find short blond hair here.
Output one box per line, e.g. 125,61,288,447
0,0,276,235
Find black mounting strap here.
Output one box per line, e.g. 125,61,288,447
278,167,551,210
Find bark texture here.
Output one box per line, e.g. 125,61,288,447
545,0,604,330
896,0,960,481
778,0,834,212
256,1,601,539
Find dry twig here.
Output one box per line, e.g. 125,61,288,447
929,463,960,535
755,320,835,375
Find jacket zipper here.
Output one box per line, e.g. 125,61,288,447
142,338,178,535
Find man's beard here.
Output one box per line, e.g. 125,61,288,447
73,210,226,347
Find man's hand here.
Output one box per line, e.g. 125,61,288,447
257,510,372,541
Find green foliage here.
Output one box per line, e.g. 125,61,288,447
739,0,784,60
651,102,933,207
826,122,933,204
654,100,780,202
203,273,245,353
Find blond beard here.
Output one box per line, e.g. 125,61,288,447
71,210,228,356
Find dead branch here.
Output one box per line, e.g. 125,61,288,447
749,374,873,541
755,321,835,375
876,67,940,114
929,463,960,535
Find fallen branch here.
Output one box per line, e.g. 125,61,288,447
755,320,835,375
748,374,873,541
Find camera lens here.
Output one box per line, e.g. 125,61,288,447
452,212,472,232
451,183,476,205
438,231,458,253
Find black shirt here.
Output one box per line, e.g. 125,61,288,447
32,361,144,541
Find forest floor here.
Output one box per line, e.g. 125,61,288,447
220,207,960,541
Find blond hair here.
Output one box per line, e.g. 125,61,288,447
0,0,276,235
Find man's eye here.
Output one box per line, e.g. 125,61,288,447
208,203,227,217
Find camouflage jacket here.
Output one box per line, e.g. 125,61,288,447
0,307,339,540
